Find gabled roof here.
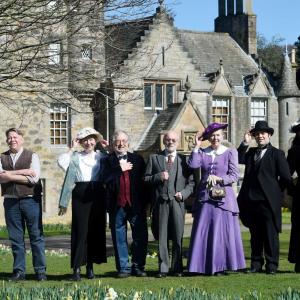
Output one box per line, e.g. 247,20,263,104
104,12,260,90
105,16,154,73
277,53,300,97
176,30,258,87
137,103,181,151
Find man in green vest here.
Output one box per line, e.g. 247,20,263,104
0,128,46,281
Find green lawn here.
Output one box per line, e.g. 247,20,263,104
0,211,292,239
1,228,300,298
0,223,71,239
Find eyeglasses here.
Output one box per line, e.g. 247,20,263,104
165,138,177,143
115,139,128,144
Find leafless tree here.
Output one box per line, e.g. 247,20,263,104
0,0,175,119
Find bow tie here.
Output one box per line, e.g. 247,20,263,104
257,143,269,151
118,154,127,160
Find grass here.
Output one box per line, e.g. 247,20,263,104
0,223,71,239
1,228,300,298
0,211,292,239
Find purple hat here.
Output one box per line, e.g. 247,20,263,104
202,123,228,140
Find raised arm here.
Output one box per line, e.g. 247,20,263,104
237,131,251,164
188,131,203,169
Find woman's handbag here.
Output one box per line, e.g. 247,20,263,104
209,186,226,201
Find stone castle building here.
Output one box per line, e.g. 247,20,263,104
95,0,300,156
0,0,299,223
0,1,105,223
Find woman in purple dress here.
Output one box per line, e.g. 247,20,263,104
187,123,246,275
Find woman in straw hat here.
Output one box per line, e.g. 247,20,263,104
58,128,108,280
287,119,300,272
187,123,245,275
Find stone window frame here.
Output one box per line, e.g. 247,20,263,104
250,97,268,127
48,42,62,65
50,103,71,146
81,44,92,60
143,80,178,110
212,97,230,140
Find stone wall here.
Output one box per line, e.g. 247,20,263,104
0,96,94,225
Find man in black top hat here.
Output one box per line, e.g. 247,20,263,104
237,121,293,274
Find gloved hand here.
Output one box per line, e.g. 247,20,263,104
207,175,223,188
58,207,67,216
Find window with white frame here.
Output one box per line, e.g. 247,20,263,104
48,43,61,65
50,104,70,145
144,81,176,110
81,45,92,60
212,98,230,140
251,98,267,127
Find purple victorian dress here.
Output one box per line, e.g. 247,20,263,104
187,145,246,274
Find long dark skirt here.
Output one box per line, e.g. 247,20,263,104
289,192,300,263
71,182,107,268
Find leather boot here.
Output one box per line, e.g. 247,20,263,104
70,267,81,281
86,263,94,279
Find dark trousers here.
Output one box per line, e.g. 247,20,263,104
288,195,300,263
248,201,279,271
4,197,46,274
110,205,148,273
71,182,106,269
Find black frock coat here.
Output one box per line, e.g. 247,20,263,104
104,152,148,214
237,143,293,232
287,145,300,262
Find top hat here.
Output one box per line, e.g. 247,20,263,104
202,123,228,141
289,119,300,133
76,127,103,142
250,121,274,136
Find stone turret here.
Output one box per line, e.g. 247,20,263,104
277,52,300,152
215,0,257,57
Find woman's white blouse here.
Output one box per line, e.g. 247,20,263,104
58,150,102,182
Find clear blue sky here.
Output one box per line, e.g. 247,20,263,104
165,0,299,45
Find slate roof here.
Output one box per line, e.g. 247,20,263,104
176,29,258,87
104,12,266,151
105,16,154,74
277,54,300,97
104,15,259,89
137,103,182,151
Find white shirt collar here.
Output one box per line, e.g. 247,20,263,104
203,145,228,156
9,147,24,155
165,150,176,157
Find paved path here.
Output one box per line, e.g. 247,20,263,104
0,224,291,255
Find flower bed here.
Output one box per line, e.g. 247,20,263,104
0,284,299,300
